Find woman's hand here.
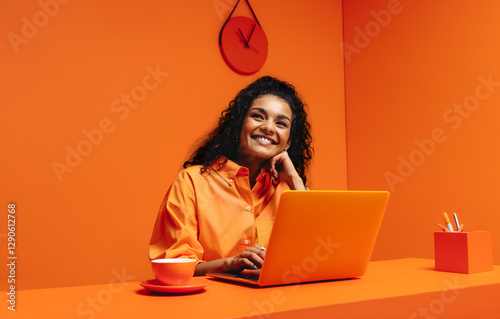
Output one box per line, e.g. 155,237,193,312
269,151,306,190
194,245,266,276
225,245,266,273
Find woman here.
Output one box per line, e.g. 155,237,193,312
149,76,313,276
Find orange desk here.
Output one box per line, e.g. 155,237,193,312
3,258,500,319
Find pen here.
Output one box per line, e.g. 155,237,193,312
438,223,450,232
458,224,464,232
453,213,460,230
443,212,455,232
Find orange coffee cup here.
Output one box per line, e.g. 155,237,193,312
151,258,197,286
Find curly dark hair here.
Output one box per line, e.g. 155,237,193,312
183,76,313,185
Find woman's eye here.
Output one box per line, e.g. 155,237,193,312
251,114,263,119
277,121,288,128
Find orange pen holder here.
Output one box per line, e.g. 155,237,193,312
434,231,493,274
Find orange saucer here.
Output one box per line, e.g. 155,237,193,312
140,277,209,294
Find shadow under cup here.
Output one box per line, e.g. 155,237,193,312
151,258,197,286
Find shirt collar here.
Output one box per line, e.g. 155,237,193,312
255,168,279,192
210,157,278,192
210,157,248,180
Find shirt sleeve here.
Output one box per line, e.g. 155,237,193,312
148,170,206,263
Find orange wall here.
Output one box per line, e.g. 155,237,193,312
0,1,346,289
343,0,500,264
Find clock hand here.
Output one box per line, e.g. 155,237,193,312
238,28,249,48
247,24,256,44
248,43,260,54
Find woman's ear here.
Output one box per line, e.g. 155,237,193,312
285,139,291,151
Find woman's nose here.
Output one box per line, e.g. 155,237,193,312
260,121,274,134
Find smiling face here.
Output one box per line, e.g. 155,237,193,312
237,94,293,168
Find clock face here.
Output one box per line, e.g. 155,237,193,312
219,16,268,75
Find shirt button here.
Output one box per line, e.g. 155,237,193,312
228,179,233,184
244,240,250,245
246,206,252,211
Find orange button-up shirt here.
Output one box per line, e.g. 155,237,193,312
149,159,289,263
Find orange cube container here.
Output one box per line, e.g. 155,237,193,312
434,231,493,274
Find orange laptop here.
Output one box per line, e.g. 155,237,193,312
208,190,390,287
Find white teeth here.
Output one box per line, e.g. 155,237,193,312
254,136,274,144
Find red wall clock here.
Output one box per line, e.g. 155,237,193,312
219,0,268,75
